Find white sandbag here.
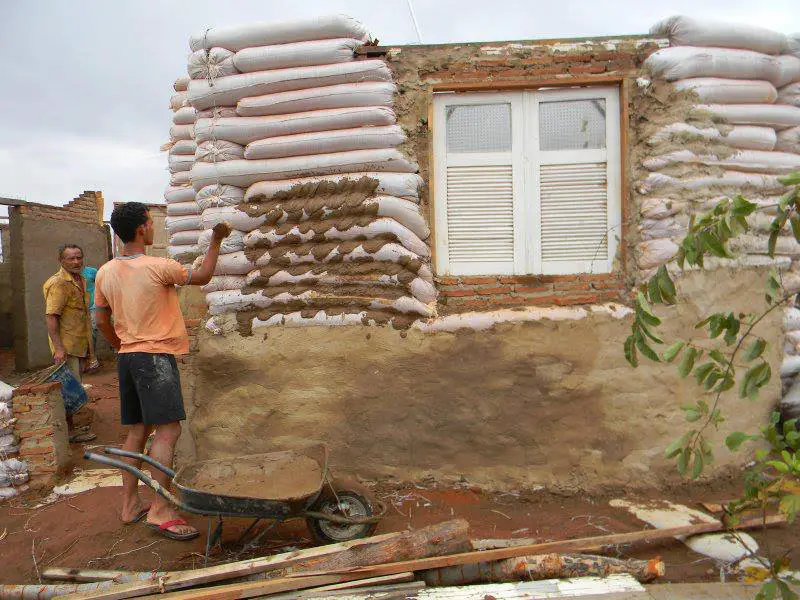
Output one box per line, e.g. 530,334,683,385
244,217,430,258
197,228,246,254
778,56,800,87
637,239,679,270
164,185,196,204
174,75,190,92
195,140,245,163
730,234,800,256
172,106,198,125
200,206,267,232
169,124,195,141
169,230,202,245
196,106,396,145
673,78,777,104
692,103,800,129
0,381,12,403
209,251,256,276
785,308,800,332
170,171,191,186
202,276,247,293
246,172,423,202
191,149,417,190
188,60,391,110
643,149,800,174
168,139,197,156
650,16,791,55
778,83,800,107
167,201,200,217
233,38,361,73
244,125,406,160
196,107,239,119
237,81,396,117
168,154,195,173
648,123,776,151
254,241,426,269
645,47,782,85
165,214,201,233
639,198,687,220
639,170,785,193
776,126,800,152
190,14,370,52
170,92,188,110
196,184,245,211
188,47,237,80
168,245,199,260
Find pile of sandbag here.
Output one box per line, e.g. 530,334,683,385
165,14,432,328
636,17,800,274
0,380,28,499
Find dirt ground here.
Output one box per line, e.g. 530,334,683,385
0,352,797,585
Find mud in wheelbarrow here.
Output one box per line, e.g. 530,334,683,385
84,443,383,563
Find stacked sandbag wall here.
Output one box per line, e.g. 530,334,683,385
637,16,800,420
169,15,431,330
0,380,28,499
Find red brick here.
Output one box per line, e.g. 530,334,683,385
476,285,513,295
30,382,60,393
553,282,591,292
436,277,460,286
19,427,54,440
594,51,628,61
568,65,606,74
440,288,475,298
577,273,621,283
30,465,58,473
591,281,625,290
489,296,529,306
555,293,599,306
553,53,593,63
460,299,490,309
514,285,552,294
526,294,560,305
530,66,565,76
519,58,552,66
498,275,545,285
460,276,496,285
20,444,55,456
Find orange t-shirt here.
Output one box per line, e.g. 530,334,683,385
94,255,191,355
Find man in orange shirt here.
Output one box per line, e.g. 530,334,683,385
95,202,229,540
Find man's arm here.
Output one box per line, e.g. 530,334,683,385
95,307,121,351
187,222,231,286
45,314,66,363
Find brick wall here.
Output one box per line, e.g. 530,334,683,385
20,191,105,226
0,225,11,347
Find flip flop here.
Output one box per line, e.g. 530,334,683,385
122,506,150,525
69,431,97,443
146,518,199,541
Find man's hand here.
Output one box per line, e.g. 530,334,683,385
211,222,231,242
53,347,67,364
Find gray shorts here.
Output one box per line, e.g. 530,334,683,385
118,353,185,425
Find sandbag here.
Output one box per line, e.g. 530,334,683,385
195,140,245,163
168,154,195,173
778,55,800,87
639,198,686,220
168,245,199,260
172,106,198,125
237,81,396,117
234,37,361,73
196,107,239,119
640,170,785,193
673,78,777,103
200,206,267,232
778,82,800,107
164,185,196,204
643,149,800,174
244,125,406,160
195,106,396,145
208,251,256,275
648,122,777,150
201,275,247,293
170,171,191,186
168,139,197,156
246,172,423,202
190,149,418,190
187,60,391,110
169,230,202,245
188,47,237,80
167,201,200,216
174,74,190,92
169,124,195,141
650,15,791,55
197,228,246,254
645,47,782,85
776,126,800,152
196,184,245,210
692,103,800,129
785,307,800,332
639,217,687,241
253,241,427,269
170,92,188,110
189,14,370,52
637,239,679,270
165,214,201,233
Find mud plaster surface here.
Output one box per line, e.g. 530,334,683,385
186,268,781,493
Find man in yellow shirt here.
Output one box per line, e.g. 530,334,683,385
43,244,97,443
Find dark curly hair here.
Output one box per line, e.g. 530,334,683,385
110,202,149,243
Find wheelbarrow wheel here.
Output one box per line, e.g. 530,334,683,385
307,478,378,543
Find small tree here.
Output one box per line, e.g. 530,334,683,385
625,172,800,599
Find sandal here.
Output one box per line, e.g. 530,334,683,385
69,431,97,443
122,506,150,525
146,518,199,541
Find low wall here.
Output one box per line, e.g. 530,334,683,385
0,226,12,348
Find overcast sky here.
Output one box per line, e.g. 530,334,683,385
1,0,799,220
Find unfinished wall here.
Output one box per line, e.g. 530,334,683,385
10,192,112,370
0,225,12,348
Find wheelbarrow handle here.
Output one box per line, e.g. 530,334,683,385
101,446,176,478
84,451,185,509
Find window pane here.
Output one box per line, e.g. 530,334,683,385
446,103,511,153
539,99,606,151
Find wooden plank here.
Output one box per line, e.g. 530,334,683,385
42,568,147,583
0,196,25,207
431,74,624,92
618,76,630,274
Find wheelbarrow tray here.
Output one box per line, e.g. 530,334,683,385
172,444,328,519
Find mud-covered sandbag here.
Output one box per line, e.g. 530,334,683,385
196,107,239,119
785,307,800,331
168,139,197,156
201,275,247,293
165,214,201,233
196,184,245,210
166,201,200,217
187,60,391,110
195,140,245,163
673,78,777,103
189,14,370,52
692,103,800,129
640,170,786,193
643,149,800,174
776,126,800,152
188,47,237,80
174,75,190,92
164,185,196,204
172,106,198,125
244,125,406,160
170,171,191,186
778,56,800,87
645,47,782,85
237,81,396,117
169,124,195,142
191,149,417,190
639,197,687,220
233,38,361,72
168,154,195,173
648,122,777,151
169,230,202,245
637,239,679,270
639,216,688,241
245,172,423,202
200,206,267,232
170,92,188,110
197,228,246,254
196,106,396,145
168,244,200,260
253,241,427,270
650,15,791,55
206,251,256,275
778,83,800,107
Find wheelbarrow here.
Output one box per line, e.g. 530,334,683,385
84,443,382,564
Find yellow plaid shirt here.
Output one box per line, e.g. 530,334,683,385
43,267,93,359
